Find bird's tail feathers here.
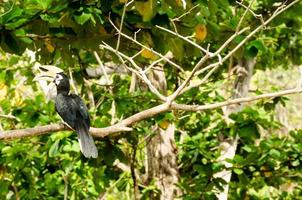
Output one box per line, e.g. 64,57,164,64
76,124,98,158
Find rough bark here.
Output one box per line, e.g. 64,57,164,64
214,58,256,200
146,124,180,200
145,66,181,200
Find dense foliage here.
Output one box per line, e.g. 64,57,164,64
1,0,302,199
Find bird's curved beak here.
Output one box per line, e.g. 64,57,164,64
33,65,63,82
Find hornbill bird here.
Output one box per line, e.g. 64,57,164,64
35,66,98,158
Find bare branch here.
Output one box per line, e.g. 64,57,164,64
93,51,110,84
154,6,250,100
168,52,210,102
101,43,167,101
156,25,209,54
115,0,130,51
236,0,256,32
183,0,300,92
236,1,265,25
0,0,15,18
86,62,127,77
0,114,17,120
1,123,68,140
171,4,199,22
2,87,301,140
144,51,173,74
108,18,184,72
212,27,250,58
171,88,302,112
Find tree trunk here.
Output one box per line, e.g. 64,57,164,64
145,65,181,200
214,58,256,200
146,124,180,200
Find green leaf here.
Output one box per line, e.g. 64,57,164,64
242,145,252,153
233,168,243,175
40,14,59,24
215,0,229,7
168,38,184,61
0,7,23,24
245,40,267,58
208,1,218,15
135,0,156,22
248,40,266,52
35,0,53,10
291,159,300,167
74,12,92,25
5,18,28,30
244,46,258,58
49,140,60,157
199,5,210,18
14,29,32,43
233,155,245,164
2,31,22,54
269,149,281,159
238,123,259,141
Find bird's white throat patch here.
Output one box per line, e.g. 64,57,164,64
55,74,64,85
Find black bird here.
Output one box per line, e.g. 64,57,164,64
53,72,98,158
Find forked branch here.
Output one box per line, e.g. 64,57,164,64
1,87,301,139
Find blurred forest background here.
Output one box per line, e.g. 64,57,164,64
0,0,302,199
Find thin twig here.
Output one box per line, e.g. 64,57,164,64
236,1,265,25
186,1,299,92
168,52,210,102
116,0,129,51
171,4,199,22
12,183,20,200
0,1,15,17
0,114,17,120
131,48,144,59
236,0,256,32
69,68,78,95
212,27,250,59
172,87,302,112
93,51,110,84
84,79,96,108
143,51,173,73
101,43,167,101
159,8,250,100
156,25,209,54
108,18,184,72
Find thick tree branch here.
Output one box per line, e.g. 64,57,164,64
1,88,301,140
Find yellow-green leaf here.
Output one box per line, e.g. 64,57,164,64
135,0,156,22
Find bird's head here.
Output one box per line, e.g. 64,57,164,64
54,72,68,86
53,72,70,93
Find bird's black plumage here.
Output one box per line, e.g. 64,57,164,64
54,72,98,158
